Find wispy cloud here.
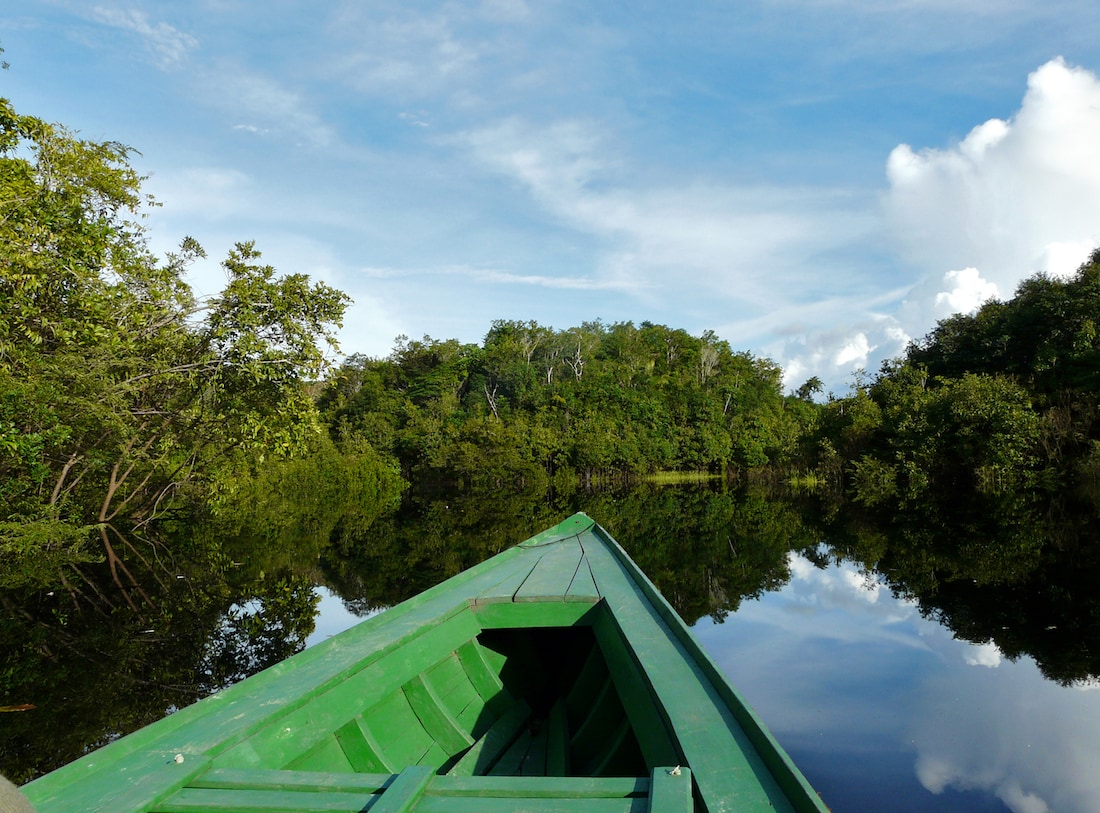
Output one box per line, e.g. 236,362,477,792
357,263,644,292
466,266,646,291
199,67,336,148
326,2,491,101
88,6,198,70
453,117,875,311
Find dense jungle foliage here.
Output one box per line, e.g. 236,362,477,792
6,82,1100,602
814,248,1100,507
0,95,403,596
317,322,819,487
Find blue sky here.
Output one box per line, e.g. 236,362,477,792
5,1,1100,391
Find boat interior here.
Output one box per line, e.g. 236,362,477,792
212,605,679,779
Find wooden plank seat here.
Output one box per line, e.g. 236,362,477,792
153,767,692,813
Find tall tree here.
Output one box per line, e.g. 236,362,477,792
0,96,351,593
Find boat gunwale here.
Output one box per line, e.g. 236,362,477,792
582,520,829,813
20,544,537,808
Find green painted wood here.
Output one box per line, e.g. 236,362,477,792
402,674,476,756
580,526,827,813
368,691,435,771
24,542,533,813
189,767,391,792
25,512,827,813
546,700,569,777
564,643,609,732
514,542,584,602
415,742,450,770
284,735,354,773
424,652,468,698
471,600,599,630
588,716,632,777
590,609,681,769
455,640,505,706
522,720,551,777
370,765,433,813
648,767,693,813
415,795,647,813
334,717,393,773
446,699,532,776
215,608,482,771
489,727,534,776
517,514,596,548
53,755,214,813
566,558,600,600
472,557,541,604
429,775,649,798
569,676,625,774
154,787,378,812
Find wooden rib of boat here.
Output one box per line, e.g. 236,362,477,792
22,513,828,813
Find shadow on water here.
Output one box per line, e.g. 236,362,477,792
3,478,1100,782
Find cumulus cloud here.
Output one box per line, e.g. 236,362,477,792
89,7,198,70
963,641,1003,668
911,657,1100,813
887,57,1100,293
780,58,1100,391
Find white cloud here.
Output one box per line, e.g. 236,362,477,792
780,58,1100,392
886,57,1100,293
88,7,198,70
454,118,873,308
910,656,1100,813
199,67,335,148
833,332,873,369
469,267,645,291
933,267,1000,314
328,4,483,100
964,641,1003,668
774,315,908,391
784,553,904,618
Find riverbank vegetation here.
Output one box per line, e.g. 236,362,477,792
6,85,1100,601
0,96,402,596
317,321,819,488
811,249,1100,507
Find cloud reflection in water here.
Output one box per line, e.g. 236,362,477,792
695,553,1100,813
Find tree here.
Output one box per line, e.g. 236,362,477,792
0,96,352,594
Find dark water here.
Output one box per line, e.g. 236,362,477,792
4,482,1100,811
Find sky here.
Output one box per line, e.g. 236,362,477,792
5,1,1100,392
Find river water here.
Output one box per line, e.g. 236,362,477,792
4,481,1100,811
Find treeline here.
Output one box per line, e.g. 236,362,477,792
317,322,819,487
0,96,403,592
812,249,1100,506
7,78,1100,598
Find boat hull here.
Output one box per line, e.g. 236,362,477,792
22,513,828,813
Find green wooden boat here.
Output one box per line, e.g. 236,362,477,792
22,513,828,813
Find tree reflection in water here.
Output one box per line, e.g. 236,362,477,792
2,480,1099,788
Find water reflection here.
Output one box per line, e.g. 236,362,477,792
4,480,1100,812
303,586,378,649
700,552,1100,813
